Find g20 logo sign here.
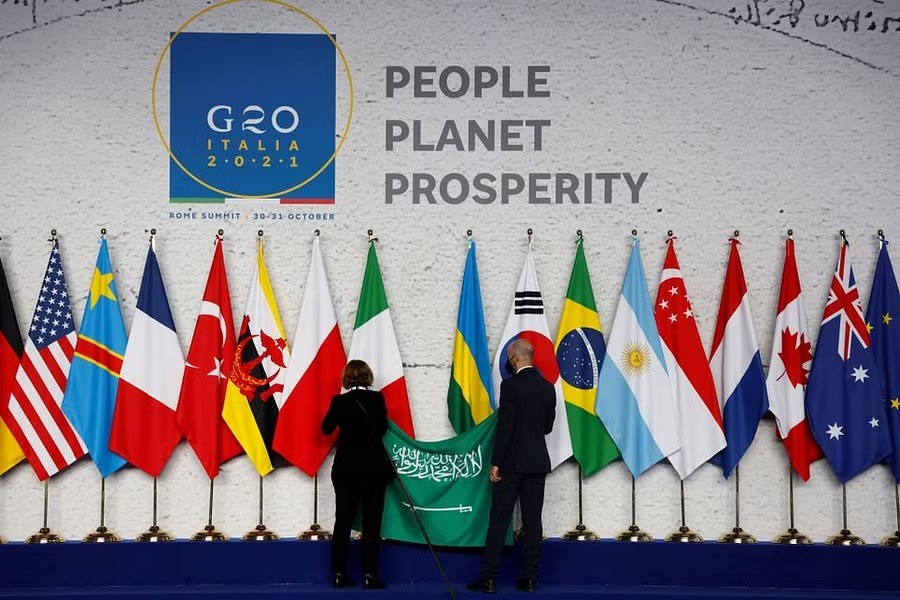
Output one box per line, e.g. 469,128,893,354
206,105,301,135
152,1,353,204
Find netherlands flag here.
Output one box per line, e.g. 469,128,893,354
109,239,184,477
709,238,768,478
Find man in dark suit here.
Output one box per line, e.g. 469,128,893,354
468,338,556,594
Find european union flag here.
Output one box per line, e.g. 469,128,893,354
865,240,900,481
807,242,891,483
61,238,128,477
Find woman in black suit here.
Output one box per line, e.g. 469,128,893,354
321,359,393,590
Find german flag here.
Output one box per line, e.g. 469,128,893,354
0,253,25,475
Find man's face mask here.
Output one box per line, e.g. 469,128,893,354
504,355,517,375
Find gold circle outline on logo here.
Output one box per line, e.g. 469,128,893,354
151,0,354,200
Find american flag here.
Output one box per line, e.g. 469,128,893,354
3,240,86,480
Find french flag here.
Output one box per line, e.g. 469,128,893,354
709,238,768,478
109,240,184,477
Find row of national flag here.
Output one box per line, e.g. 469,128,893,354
0,232,897,486
449,234,899,485
0,235,413,482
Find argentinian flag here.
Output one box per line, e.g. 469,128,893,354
595,240,680,476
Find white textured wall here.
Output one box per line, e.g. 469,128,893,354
0,0,898,544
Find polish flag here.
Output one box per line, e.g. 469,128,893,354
765,237,822,481
273,237,346,476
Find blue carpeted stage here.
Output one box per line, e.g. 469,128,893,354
0,538,897,599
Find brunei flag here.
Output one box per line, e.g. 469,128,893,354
447,241,493,434
222,240,290,476
554,239,619,477
0,252,25,475
347,241,414,437
62,238,128,478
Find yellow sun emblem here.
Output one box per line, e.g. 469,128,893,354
621,343,651,377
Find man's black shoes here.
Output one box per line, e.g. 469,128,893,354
332,572,354,588
466,578,497,594
516,578,538,593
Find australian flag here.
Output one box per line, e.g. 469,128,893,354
807,241,891,483
865,239,900,481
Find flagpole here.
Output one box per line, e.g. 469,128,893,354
137,476,172,542
774,462,812,544
828,482,865,545
299,473,332,540
616,474,651,541
563,464,599,541
191,478,228,541
719,464,756,543
881,481,900,546
83,476,120,542
244,474,278,540
666,479,703,542
26,478,63,543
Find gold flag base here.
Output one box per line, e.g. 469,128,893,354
616,525,652,542
136,525,173,543
880,530,900,547
719,527,757,544
191,525,228,542
665,526,703,543
83,526,121,543
0,535,5,544
773,527,812,545
243,523,278,541
298,523,332,540
826,529,865,546
562,524,599,541
25,527,64,544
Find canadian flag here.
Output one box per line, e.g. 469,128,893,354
765,237,822,481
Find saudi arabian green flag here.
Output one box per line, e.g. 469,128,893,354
379,413,509,547
554,240,620,477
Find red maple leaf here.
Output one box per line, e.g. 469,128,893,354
778,327,812,388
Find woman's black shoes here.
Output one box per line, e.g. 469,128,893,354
332,572,354,588
362,574,388,589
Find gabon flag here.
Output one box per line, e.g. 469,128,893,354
346,241,414,437
176,237,243,479
222,240,291,476
765,237,822,481
0,252,25,475
109,239,184,477
273,237,346,476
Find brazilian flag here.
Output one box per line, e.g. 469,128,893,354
554,239,620,476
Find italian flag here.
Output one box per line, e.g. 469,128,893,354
347,242,415,437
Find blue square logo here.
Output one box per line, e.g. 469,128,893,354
170,32,336,204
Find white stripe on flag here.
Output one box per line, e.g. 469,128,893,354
617,296,680,458
199,300,227,345
48,334,74,378
8,395,55,474
119,310,185,411
26,345,64,401
284,240,337,396
348,309,404,390
14,367,78,464
709,296,760,406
